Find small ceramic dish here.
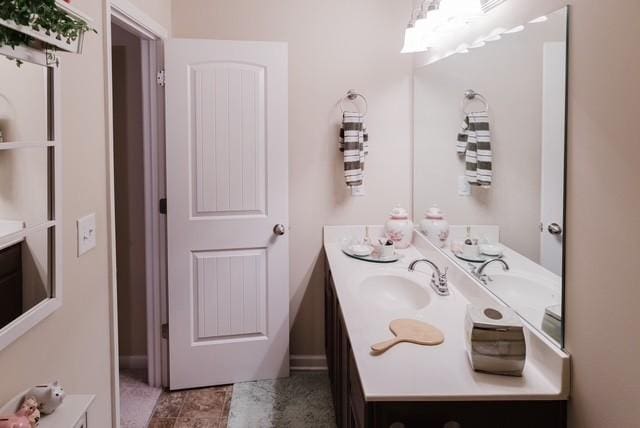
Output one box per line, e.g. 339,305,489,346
349,244,374,257
479,244,503,257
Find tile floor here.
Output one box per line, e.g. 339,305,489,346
148,384,232,428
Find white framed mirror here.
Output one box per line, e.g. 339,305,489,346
0,46,63,352
413,7,568,347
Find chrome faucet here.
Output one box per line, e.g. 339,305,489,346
470,258,510,284
408,259,449,296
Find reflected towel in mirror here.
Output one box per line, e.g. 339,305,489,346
457,111,492,187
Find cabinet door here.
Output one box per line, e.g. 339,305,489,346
0,244,22,329
348,349,367,428
338,309,350,428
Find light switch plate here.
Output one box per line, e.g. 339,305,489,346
77,213,96,256
458,175,471,196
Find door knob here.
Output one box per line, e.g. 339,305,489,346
273,224,286,236
547,223,562,235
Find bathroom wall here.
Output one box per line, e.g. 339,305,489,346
172,0,414,358
112,24,148,363
416,0,640,426
0,0,172,426
127,0,172,33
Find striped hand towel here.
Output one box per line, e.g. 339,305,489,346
339,112,369,196
458,111,492,187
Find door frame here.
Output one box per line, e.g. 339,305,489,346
105,0,168,424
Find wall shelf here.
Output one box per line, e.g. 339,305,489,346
0,0,93,55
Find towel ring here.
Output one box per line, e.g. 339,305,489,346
340,89,368,116
461,89,489,113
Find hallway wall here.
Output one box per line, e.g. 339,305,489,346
112,24,148,363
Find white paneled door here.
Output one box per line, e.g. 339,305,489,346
540,41,566,276
164,39,289,390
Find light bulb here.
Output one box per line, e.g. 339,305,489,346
456,43,470,54
504,25,525,34
529,15,548,24
484,27,506,42
470,39,486,49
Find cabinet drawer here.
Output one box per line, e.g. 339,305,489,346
0,243,21,277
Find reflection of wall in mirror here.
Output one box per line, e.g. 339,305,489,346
0,59,50,230
413,12,566,264
0,59,48,142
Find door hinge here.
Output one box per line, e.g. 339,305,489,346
159,198,167,214
156,69,166,87
161,323,169,339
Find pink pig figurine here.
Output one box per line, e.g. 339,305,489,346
0,397,41,428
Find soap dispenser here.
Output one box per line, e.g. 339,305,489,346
384,206,414,249
420,205,450,248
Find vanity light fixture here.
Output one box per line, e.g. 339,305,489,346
402,0,486,53
401,10,428,53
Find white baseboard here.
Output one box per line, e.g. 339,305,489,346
290,354,328,371
121,354,323,371
119,355,147,370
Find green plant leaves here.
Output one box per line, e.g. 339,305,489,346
0,0,94,65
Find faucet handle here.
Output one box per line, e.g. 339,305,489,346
440,266,448,281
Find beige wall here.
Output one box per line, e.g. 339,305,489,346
171,0,414,357
112,24,147,359
417,0,640,426
127,0,172,33
0,0,114,425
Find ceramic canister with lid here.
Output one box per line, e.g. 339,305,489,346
420,205,450,248
384,206,414,249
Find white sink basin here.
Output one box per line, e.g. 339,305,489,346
359,274,431,311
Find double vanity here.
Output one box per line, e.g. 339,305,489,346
324,226,570,427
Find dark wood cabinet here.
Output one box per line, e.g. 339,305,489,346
324,263,566,428
0,243,22,329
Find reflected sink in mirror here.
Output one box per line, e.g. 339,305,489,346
484,272,561,328
359,274,431,311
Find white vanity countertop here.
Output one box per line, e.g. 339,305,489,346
0,220,24,240
324,225,570,402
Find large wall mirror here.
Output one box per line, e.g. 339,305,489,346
0,46,62,351
413,7,568,347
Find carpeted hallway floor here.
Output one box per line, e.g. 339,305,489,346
120,369,163,428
